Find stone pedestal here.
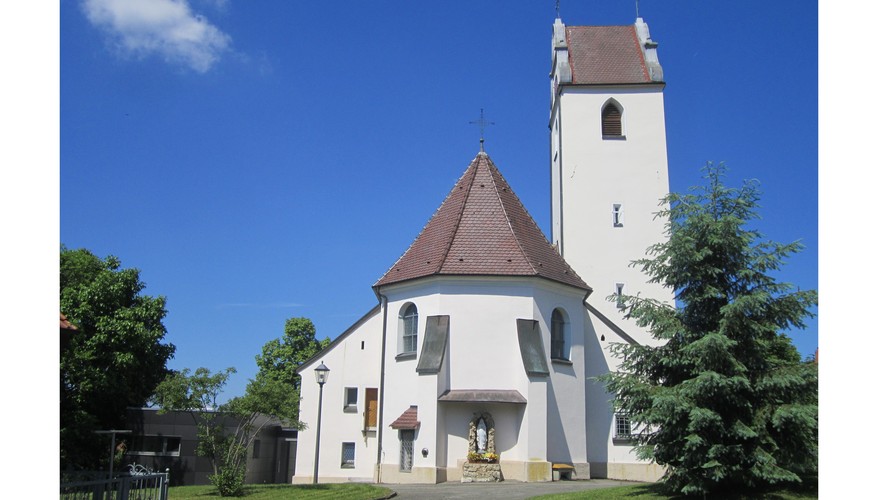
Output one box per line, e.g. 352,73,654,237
461,462,502,482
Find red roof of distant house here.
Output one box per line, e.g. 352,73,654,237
374,152,590,292
389,405,419,430
60,313,78,331
566,25,652,84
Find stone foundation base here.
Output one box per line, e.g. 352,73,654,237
291,475,372,484
589,462,665,482
377,465,444,484
461,462,502,482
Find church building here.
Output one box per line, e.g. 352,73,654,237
293,14,673,484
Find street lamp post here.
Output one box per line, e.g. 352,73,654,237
312,362,330,484
94,430,131,479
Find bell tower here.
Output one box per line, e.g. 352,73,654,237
549,16,672,341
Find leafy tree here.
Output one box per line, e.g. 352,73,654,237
60,246,176,470
152,367,291,496
601,163,817,496
150,318,326,495
254,317,330,426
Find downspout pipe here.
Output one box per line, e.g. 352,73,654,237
374,289,389,483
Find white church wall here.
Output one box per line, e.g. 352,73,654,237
532,284,589,473
378,276,576,482
293,308,383,484
551,85,673,348
583,307,665,482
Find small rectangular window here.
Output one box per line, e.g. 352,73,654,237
341,442,355,468
612,204,624,227
399,430,414,472
344,387,358,412
252,439,261,459
129,435,182,457
615,413,631,439
615,283,625,309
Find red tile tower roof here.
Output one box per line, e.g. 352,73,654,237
566,25,653,84
374,152,590,292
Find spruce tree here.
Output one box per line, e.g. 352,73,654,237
601,163,817,496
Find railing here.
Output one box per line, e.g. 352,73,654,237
60,465,169,500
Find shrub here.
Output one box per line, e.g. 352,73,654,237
209,467,245,497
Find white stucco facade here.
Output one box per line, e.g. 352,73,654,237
296,276,592,483
293,307,383,483
549,17,673,482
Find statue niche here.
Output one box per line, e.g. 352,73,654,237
462,411,501,482
467,412,495,455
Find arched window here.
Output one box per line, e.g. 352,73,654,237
601,101,623,137
399,303,418,354
550,308,570,360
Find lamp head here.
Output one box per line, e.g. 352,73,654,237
314,362,330,386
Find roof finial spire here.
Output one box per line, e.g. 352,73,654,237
469,108,495,153
556,0,561,19
635,0,640,18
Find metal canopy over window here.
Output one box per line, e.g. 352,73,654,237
517,319,550,376
437,389,527,404
416,315,449,374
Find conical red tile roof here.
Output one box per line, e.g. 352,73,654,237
374,152,590,292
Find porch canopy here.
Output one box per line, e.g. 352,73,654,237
437,389,527,404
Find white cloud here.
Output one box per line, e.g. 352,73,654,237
81,0,231,73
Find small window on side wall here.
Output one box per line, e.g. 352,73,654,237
614,413,632,441
615,283,625,309
602,101,624,138
612,204,624,227
344,387,358,412
341,442,355,468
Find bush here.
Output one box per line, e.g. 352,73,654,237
209,467,245,497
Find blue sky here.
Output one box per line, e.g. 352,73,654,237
54,0,819,402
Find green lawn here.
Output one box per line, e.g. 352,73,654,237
530,482,818,500
168,483,393,500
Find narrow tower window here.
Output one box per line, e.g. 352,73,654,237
612,204,624,227
615,283,625,309
602,102,623,137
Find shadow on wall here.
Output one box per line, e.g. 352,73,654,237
546,374,572,463
582,311,612,478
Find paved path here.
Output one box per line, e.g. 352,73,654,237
386,479,634,499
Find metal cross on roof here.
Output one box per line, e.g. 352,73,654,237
469,108,495,152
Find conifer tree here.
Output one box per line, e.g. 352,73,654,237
601,163,817,496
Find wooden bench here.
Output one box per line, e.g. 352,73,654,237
552,463,574,480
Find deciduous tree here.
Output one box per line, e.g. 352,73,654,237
152,366,300,496
601,163,817,496
254,317,330,426
60,246,176,470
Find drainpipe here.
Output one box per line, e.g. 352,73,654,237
375,290,389,483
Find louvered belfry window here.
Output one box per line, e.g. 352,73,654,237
602,103,622,137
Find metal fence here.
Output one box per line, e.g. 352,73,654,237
60,468,169,500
